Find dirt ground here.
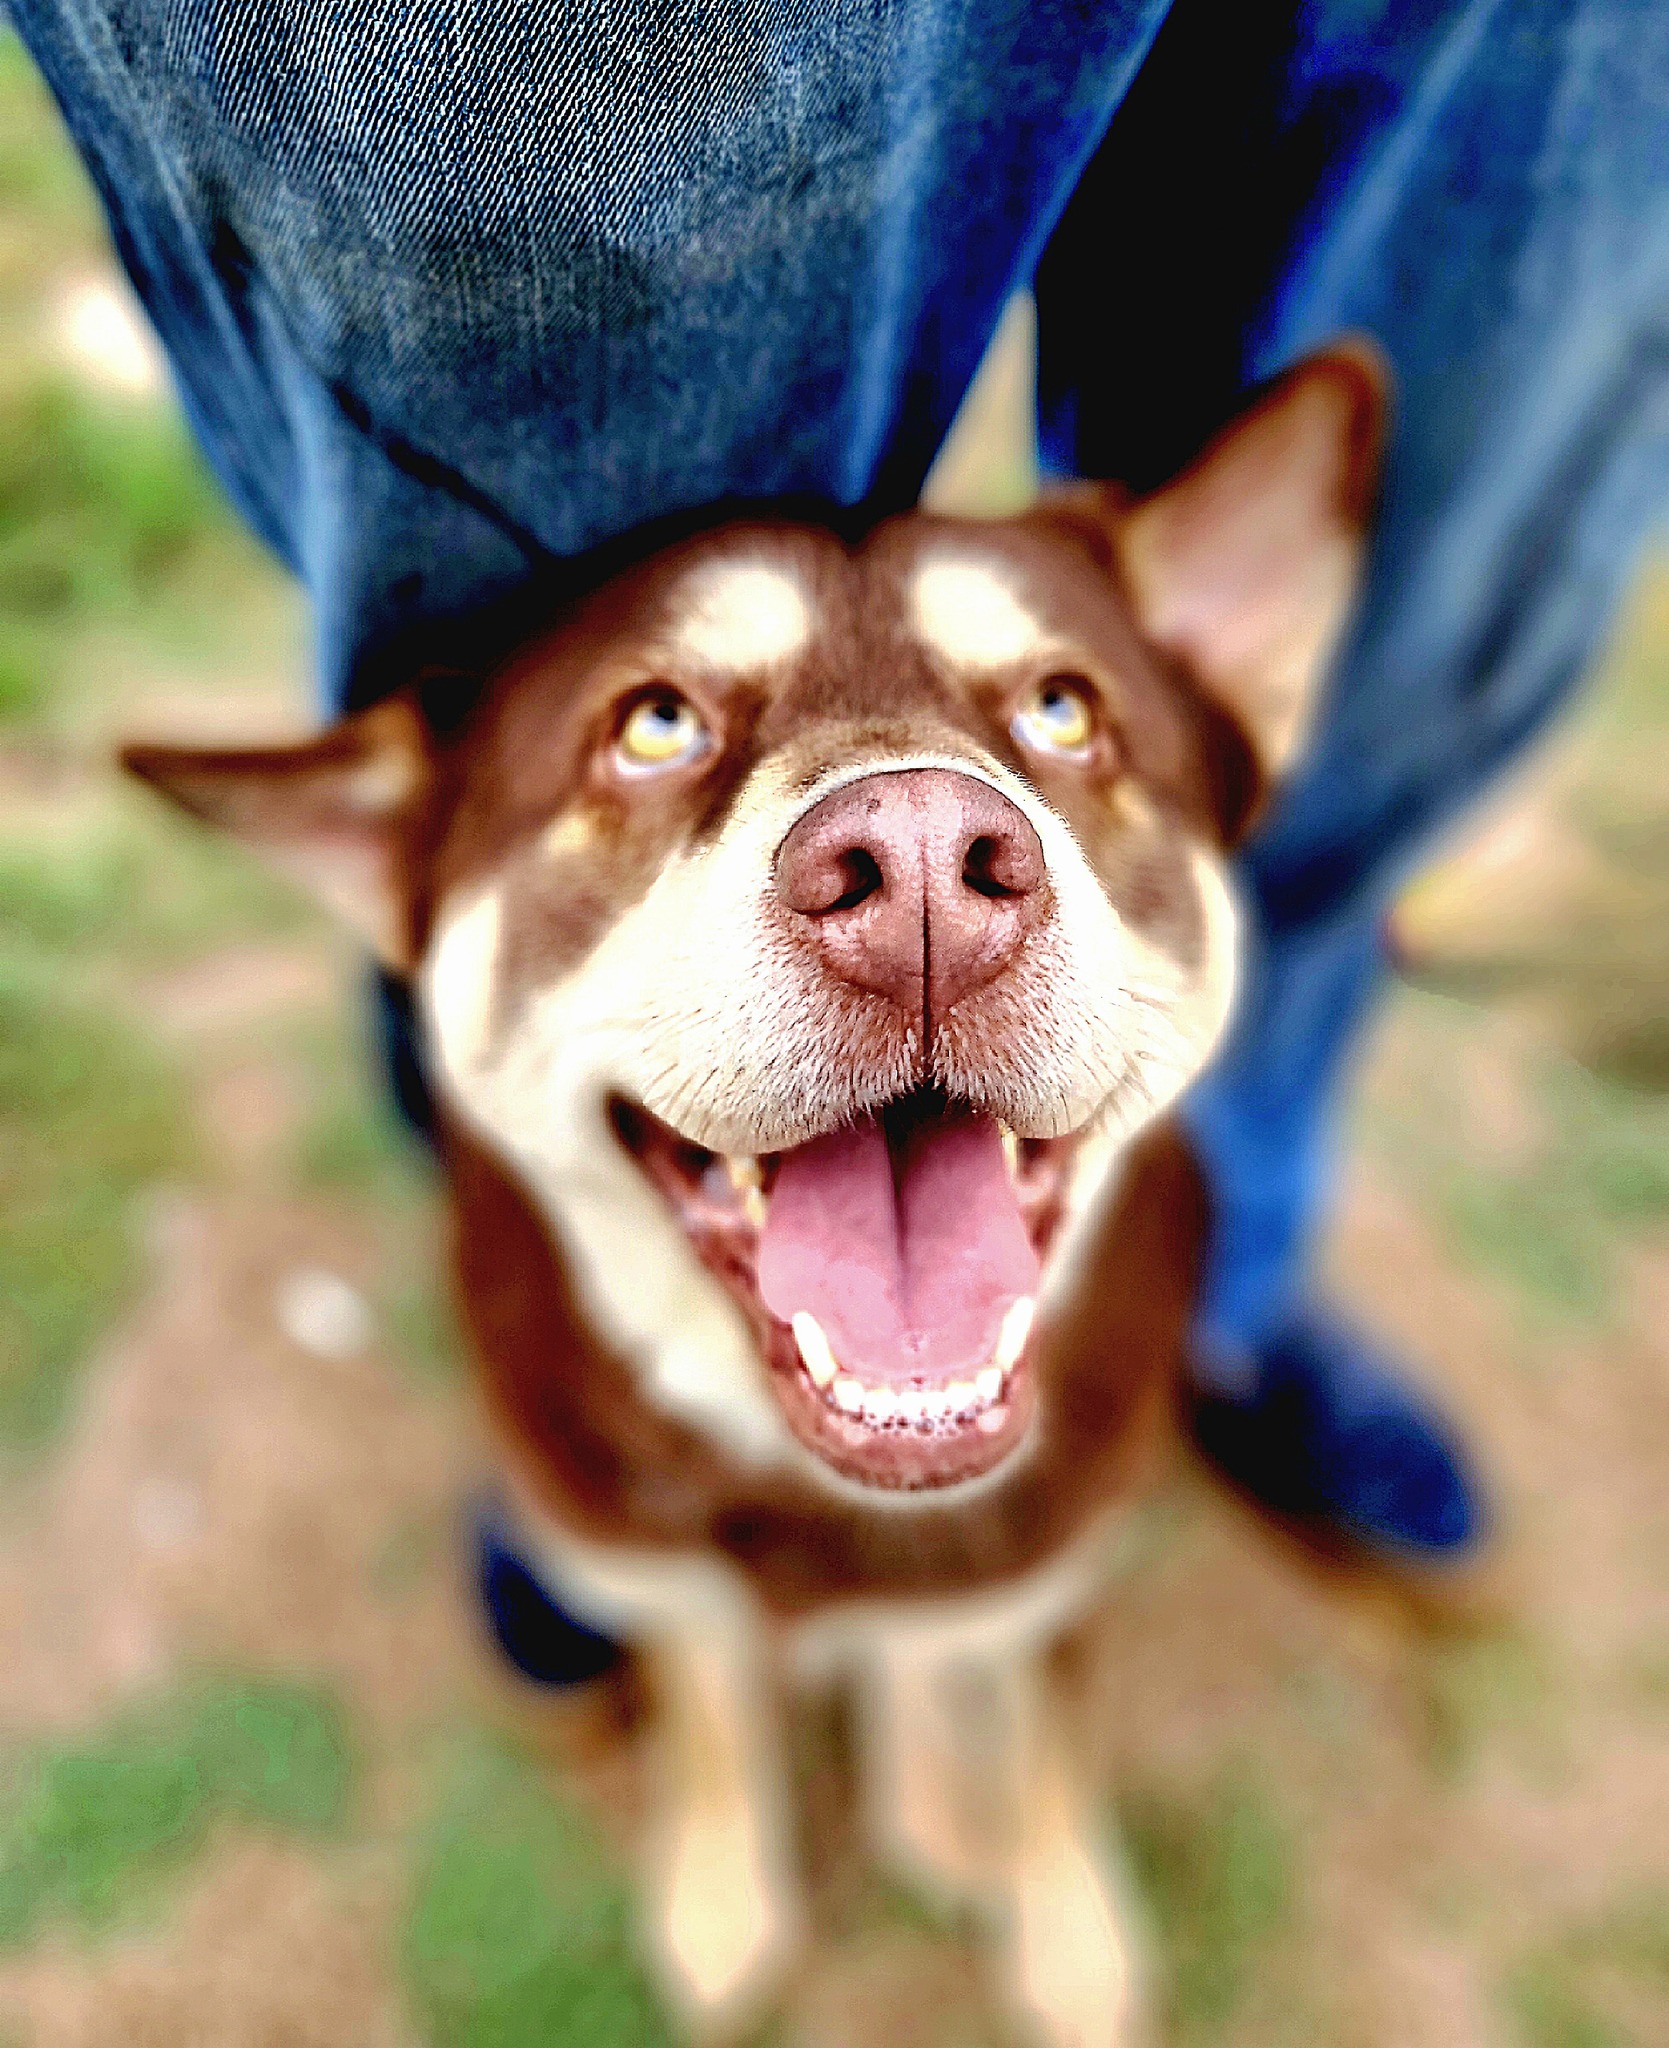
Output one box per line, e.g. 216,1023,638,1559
2,31,1666,2048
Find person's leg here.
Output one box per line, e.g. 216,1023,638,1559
1037,0,1669,1556
9,0,1175,705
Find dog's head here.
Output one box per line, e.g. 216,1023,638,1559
127,348,1383,1502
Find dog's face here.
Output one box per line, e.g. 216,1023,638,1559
126,348,1383,1502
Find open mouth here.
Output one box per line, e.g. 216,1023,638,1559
610,1089,1079,1491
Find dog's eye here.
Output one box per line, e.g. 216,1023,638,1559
1012,675,1096,760
614,689,709,773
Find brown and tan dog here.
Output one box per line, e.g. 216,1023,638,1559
125,343,1383,2046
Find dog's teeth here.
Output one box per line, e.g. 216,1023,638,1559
999,1123,1020,1177
791,1312,838,1388
726,1156,767,1228
993,1296,1036,1374
804,1344,1016,1432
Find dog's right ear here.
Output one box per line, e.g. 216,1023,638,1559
1115,342,1388,789
122,694,430,970
1038,343,1387,820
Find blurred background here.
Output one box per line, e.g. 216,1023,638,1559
1,25,1666,2048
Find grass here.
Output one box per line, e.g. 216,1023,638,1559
1416,1631,1559,1782
1505,1891,1669,2048
0,373,291,733
1359,563,1669,1324
1359,988,1669,1327
1,32,298,737
0,38,104,253
293,1056,430,1200
380,1273,466,1388
0,797,305,962
1439,1051,1669,1323
401,1734,676,2048
0,25,310,1457
1119,1769,1298,2044
0,1675,355,1945
0,377,223,619
0,956,190,1447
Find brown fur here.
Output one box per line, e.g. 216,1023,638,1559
123,343,1387,2043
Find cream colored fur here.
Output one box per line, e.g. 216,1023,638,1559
672,558,812,670
910,555,1055,668
501,1450,1142,2046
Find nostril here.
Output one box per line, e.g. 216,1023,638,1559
963,831,1036,900
962,834,1008,899
826,845,884,913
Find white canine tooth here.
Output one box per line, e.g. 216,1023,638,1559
863,1385,899,1422
975,1366,1003,1405
791,1312,838,1388
726,1156,767,1228
994,1296,1036,1374
999,1123,1020,1177
976,1405,1008,1435
946,1379,976,1412
832,1375,865,1414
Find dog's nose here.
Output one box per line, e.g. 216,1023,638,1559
774,768,1047,1020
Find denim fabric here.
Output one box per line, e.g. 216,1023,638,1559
9,0,1171,696
1036,0,1669,1358
11,0,1669,1366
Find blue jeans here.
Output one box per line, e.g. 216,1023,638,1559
14,0,1668,1365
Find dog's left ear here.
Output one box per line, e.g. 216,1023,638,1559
122,694,430,969
1116,341,1388,787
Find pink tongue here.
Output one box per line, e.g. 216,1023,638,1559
758,1108,1039,1383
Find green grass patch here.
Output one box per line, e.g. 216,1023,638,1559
380,1274,465,1388
0,957,189,1446
0,798,307,964
1119,1768,1296,2044
0,618,48,720
3,32,299,737
296,1074,427,1197
0,376,224,616
0,1674,355,1946
0,35,105,251
0,369,292,734
1505,1890,1669,2048
1362,988,1669,1328
288,1007,433,1205
402,1734,675,2048
1416,1631,1557,1781
1436,1057,1669,1324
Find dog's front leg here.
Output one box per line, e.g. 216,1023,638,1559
862,1636,1136,2048
996,1655,1139,2048
643,1614,805,2036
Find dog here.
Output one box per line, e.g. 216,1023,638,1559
124,342,1384,2047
